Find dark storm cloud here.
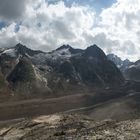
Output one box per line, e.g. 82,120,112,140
0,0,27,20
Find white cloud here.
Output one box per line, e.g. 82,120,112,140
98,0,140,61
0,1,95,51
0,0,140,61
0,23,17,47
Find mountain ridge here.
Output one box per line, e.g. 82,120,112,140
0,43,124,99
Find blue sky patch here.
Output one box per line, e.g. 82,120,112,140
48,0,117,13
0,21,7,29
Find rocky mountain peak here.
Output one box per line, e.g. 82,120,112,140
83,44,107,60
15,43,26,49
56,44,72,51
14,43,42,56
56,44,83,55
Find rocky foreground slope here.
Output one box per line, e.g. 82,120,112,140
0,114,140,140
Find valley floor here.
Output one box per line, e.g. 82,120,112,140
0,81,140,139
0,89,140,121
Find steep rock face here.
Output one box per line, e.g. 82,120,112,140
7,57,36,83
83,45,107,60
48,45,124,88
124,60,140,81
107,53,132,71
7,57,50,97
0,69,12,101
107,54,123,68
0,54,17,77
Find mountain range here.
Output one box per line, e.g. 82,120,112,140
0,43,124,99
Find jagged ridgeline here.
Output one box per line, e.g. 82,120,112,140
107,53,140,81
0,43,124,98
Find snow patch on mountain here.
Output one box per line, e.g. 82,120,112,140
32,48,73,65
47,48,72,60
0,48,17,57
107,53,132,72
128,63,140,69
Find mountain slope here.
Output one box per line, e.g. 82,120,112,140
0,69,12,101
7,57,50,97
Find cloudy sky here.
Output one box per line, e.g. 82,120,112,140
0,0,140,61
